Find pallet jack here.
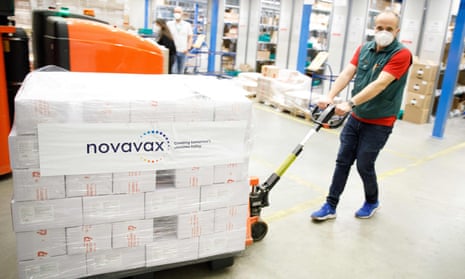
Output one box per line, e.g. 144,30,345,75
246,105,348,245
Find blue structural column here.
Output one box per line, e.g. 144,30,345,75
193,4,199,37
208,0,219,74
432,0,465,138
297,2,312,73
144,0,150,29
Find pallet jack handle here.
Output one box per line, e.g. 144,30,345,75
247,105,349,243
249,105,348,217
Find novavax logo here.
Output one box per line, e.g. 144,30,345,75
86,129,170,164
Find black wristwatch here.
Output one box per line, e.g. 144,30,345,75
348,100,356,109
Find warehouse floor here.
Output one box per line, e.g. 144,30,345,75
1,102,465,279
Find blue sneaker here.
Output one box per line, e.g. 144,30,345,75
355,201,379,219
311,203,336,221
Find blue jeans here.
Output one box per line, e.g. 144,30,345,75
326,115,393,208
172,52,187,74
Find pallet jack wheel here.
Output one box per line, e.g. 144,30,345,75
251,220,268,242
208,256,235,270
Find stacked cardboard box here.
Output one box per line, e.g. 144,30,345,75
403,58,439,124
257,67,311,113
9,72,252,278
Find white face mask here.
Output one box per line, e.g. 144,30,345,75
153,25,161,34
374,30,394,47
174,13,182,20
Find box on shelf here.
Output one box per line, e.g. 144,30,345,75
407,77,435,95
410,57,439,81
404,92,433,110
257,50,270,61
403,105,430,124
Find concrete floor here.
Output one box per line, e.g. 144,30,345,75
1,102,465,279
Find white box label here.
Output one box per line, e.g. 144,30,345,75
38,121,248,176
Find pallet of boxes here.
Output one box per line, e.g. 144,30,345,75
8,72,253,278
402,57,439,124
256,65,312,117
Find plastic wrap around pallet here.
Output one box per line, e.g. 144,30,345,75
9,72,253,279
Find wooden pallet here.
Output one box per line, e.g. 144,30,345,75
255,97,312,121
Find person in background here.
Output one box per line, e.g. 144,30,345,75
154,18,176,74
167,6,193,74
310,10,412,221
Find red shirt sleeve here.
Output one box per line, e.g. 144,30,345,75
350,46,362,67
382,48,412,79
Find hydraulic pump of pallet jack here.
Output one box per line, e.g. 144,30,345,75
249,104,348,218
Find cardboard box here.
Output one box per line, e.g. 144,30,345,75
410,58,439,81
407,77,435,95
82,100,130,123
200,182,249,211
66,224,112,254
405,92,433,110
65,173,113,197
174,96,215,122
13,98,73,135
174,166,213,188
83,193,144,225
16,228,66,261
112,219,154,248
256,50,270,61
213,163,247,184
11,197,83,232
8,130,39,169
113,171,156,194
146,238,199,267
86,246,145,276
214,205,248,233
177,211,215,239
129,99,176,122
145,187,200,218
403,105,430,124
13,169,65,201
214,99,253,121
17,254,87,279
198,229,246,258
261,65,279,78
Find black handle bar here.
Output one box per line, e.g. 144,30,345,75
310,104,350,130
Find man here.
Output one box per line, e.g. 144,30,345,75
167,6,193,74
311,10,412,221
